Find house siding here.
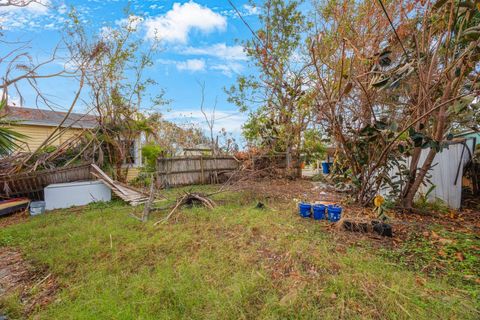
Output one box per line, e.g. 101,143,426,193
10,124,85,152
126,167,140,182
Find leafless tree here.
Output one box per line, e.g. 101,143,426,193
0,0,74,109
0,0,44,8
198,81,218,154
0,3,102,172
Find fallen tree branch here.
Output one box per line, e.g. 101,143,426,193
154,192,216,226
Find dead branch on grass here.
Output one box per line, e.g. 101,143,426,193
154,192,216,225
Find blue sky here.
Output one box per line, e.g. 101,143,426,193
0,0,261,142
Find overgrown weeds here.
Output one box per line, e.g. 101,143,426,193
382,227,480,294
0,186,478,319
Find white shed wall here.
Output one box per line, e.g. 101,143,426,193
383,139,475,209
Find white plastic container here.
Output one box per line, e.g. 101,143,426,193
30,201,46,216
44,180,111,210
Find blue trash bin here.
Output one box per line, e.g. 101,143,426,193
322,162,333,174
298,203,312,218
312,204,326,220
327,205,342,222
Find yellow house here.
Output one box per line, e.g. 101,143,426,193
5,106,141,181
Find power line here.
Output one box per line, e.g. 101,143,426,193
227,0,263,45
167,111,243,126
376,0,410,60
227,0,299,95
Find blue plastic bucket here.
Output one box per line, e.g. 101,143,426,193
327,205,342,222
312,204,326,220
322,162,333,174
298,203,312,218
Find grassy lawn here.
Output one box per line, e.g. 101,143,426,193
1,186,479,319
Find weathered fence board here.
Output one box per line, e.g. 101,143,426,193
0,163,92,200
156,156,239,187
251,154,302,177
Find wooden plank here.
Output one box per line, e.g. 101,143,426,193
91,166,149,206
91,164,129,196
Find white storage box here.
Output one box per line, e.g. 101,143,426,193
44,180,111,210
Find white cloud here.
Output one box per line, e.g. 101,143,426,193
0,0,72,31
176,58,205,72
211,61,244,77
164,110,246,134
221,4,260,18
158,58,206,73
144,1,226,43
7,94,21,106
57,3,67,14
182,43,247,61
99,25,114,39
115,15,144,31
149,4,162,10
157,57,242,76
243,4,260,16
177,43,247,77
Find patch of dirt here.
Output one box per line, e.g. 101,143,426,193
321,208,480,251
0,210,29,228
0,248,58,316
235,178,480,248
236,178,342,203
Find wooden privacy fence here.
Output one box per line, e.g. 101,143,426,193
156,156,239,187
251,154,302,178
0,163,92,200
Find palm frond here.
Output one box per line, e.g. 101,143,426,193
0,99,27,155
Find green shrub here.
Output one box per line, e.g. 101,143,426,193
141,143,164,172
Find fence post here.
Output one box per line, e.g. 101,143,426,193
200,156,205,184
142,173,155,222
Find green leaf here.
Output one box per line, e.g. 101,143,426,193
462,26,480,41
371,77,389,88
398,131,409,141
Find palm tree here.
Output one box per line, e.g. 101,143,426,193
0,99,26,156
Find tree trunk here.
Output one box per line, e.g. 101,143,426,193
402,148,437,208
401,146,422,201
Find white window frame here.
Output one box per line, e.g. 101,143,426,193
121,137,142,168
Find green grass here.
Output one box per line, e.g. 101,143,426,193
1,186,479,319
382,226,480,293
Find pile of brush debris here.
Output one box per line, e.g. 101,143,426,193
0,135,92,178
